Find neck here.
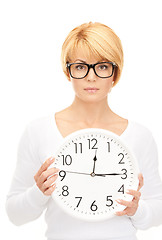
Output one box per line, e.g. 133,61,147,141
68,96,114,126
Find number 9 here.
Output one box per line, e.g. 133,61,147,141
59,170,66,181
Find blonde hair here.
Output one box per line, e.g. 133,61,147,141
61,22,124,86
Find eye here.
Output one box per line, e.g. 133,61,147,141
75,64,86,70
98,64,108,70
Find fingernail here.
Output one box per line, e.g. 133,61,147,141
50,156,55,161
115,212,119,216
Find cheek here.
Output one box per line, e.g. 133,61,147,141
100,79,113,92
71,80,85,97
71,80,80,91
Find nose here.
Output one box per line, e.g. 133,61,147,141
86,67,97,81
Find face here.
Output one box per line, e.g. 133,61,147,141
67,47,115,104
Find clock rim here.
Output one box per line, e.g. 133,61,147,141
51,128,140,221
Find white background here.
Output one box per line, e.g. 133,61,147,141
0,0,162,239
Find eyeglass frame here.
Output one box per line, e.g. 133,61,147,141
66,61,117,79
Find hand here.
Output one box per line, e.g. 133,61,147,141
115,173,144,217
34,156,59,196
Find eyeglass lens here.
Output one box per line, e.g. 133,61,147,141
70,63,113,78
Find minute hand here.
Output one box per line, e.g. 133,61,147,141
95,173,123,176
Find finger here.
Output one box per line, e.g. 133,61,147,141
44,184,56,196
39,167,59,184
115,209,127,216
137,173,144,191
126,189,141,201
116,199,136,208
42,174,58,192
35,157,55,180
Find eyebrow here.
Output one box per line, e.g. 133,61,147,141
74,59,87,63
74,59,106,64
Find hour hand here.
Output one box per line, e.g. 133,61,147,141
95,173,123,176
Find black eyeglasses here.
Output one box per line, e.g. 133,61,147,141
66,62,116,79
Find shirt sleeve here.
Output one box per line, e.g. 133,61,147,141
5,124,50,226
129,133,162,230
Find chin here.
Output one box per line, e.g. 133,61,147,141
78,94,106,104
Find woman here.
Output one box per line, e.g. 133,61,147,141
6,22,162,240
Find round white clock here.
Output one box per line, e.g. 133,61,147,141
51,128,139,221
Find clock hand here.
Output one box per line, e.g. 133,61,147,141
95,173,124,176
65,170,105,177
92,149,97,174
65,170,91,176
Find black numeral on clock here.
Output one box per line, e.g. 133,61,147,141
74,142,83,153
90,200,98,211
118,153,125,164
87,138,98,149
107,142,110,152
75,197,82,207
118,184,124,194
62,185,69,196
106,195,113,207
62,155,72,165
121,169,127,179
59,170,66,181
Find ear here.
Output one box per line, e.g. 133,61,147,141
109,80,115,93
65,70,71,82
112,67,117,86
67,74,71,82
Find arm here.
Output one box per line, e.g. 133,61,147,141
129,134,162,229
5,124,50,226
115,132,162,230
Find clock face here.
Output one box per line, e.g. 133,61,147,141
51,128,139,221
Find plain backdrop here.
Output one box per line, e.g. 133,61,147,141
1,0,162,239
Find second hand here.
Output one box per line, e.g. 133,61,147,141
64,170,105,177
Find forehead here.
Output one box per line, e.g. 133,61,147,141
69,46,104,63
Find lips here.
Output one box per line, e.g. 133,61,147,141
84,87,99,93
84,87,99,90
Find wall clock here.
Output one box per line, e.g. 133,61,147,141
51,128,139,221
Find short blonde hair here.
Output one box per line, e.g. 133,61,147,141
61,22,124,86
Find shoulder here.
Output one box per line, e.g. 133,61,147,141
122,120,157,158
128,120,154,143
27,114,51,128
128,121,159,173
25,114,53,138
17,114,53,156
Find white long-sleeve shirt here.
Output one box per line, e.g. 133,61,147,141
6,113,162,240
